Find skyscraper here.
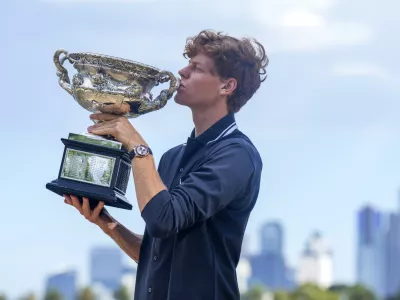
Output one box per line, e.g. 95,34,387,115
249,221,294,291
297,231,333,288
382,205,400,299
356,205,384,295
90,247,123,292
261,221,283,255
45,269,77,300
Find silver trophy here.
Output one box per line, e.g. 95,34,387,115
46,49,180,210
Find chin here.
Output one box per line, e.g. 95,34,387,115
173,93,188,106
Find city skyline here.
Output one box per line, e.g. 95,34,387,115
4,192,400,299
3,0,400,298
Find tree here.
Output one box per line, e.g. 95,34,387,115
241,284,266,300
274,290,290,300
290,283,340,300
329,284,350,294
44,289,63,300
114,285,131,300
19,292,36,300
77,287,96,300
0,293,7,300
346,284,376,300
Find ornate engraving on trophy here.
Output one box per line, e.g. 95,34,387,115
60,149,116,187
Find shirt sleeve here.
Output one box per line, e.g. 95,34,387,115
141,144,256,238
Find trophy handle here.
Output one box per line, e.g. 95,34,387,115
54,49,73,95
151,71,179,108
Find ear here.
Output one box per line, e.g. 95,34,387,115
220,78,237,97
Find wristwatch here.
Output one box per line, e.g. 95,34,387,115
129,144,153,160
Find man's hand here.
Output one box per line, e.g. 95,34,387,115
64,194,117,235
87,113,147,152
64,194,143,263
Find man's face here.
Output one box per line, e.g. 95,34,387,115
174,52,223,109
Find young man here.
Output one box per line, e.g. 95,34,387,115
64,29,268,300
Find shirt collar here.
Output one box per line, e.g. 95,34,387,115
187,113,238,146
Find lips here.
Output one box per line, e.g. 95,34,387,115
178,82,186,91
177,78,185,88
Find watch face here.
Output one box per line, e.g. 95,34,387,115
135,145,149,156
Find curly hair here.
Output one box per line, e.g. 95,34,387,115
183,30,269,113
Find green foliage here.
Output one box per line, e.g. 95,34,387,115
274,290,291,300
77,287,96,300
241,283,266,300
346,284,377,300
329,283,377,300
328,284,350,294
44,289,63,300
19,292,36,300
290,283,339,300
114,285,131,300
0,293,7,300
241,282,377,300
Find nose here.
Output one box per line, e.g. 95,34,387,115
178,65,190,79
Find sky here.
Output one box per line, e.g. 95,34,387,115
2,0,400,297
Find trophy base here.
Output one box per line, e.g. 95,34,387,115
46,134,133,210
46,179,132,210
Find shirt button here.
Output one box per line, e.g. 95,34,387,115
179,168,183,172
148,287,152,293
153,256,157,261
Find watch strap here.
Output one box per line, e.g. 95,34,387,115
129,145,152,160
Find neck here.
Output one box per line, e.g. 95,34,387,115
191,105,229,137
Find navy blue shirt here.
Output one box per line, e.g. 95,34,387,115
134,113,263,300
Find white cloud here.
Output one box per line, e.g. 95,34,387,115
38,0,374,53
281,10,326,28
274,21,372,52
332,62,387,78
248,0,373,52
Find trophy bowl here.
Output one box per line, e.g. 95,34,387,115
46,50,180,210
53,49,180,117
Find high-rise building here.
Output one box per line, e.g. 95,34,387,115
383,206,400,299
261,221,283,255
356,206,384,295
296,231,333,288
249,221,294,291
90,247,123,292
45,268,77,300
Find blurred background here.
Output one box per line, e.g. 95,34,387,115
1,0,400,299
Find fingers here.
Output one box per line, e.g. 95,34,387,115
82,197,91,219
89,119,119,129
64,195,92,218
90,113,121,122
87,126,116,137
64,195,105,224
70,195,83,215
92,201,105,222
87,119,119,135
64,194,73,205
